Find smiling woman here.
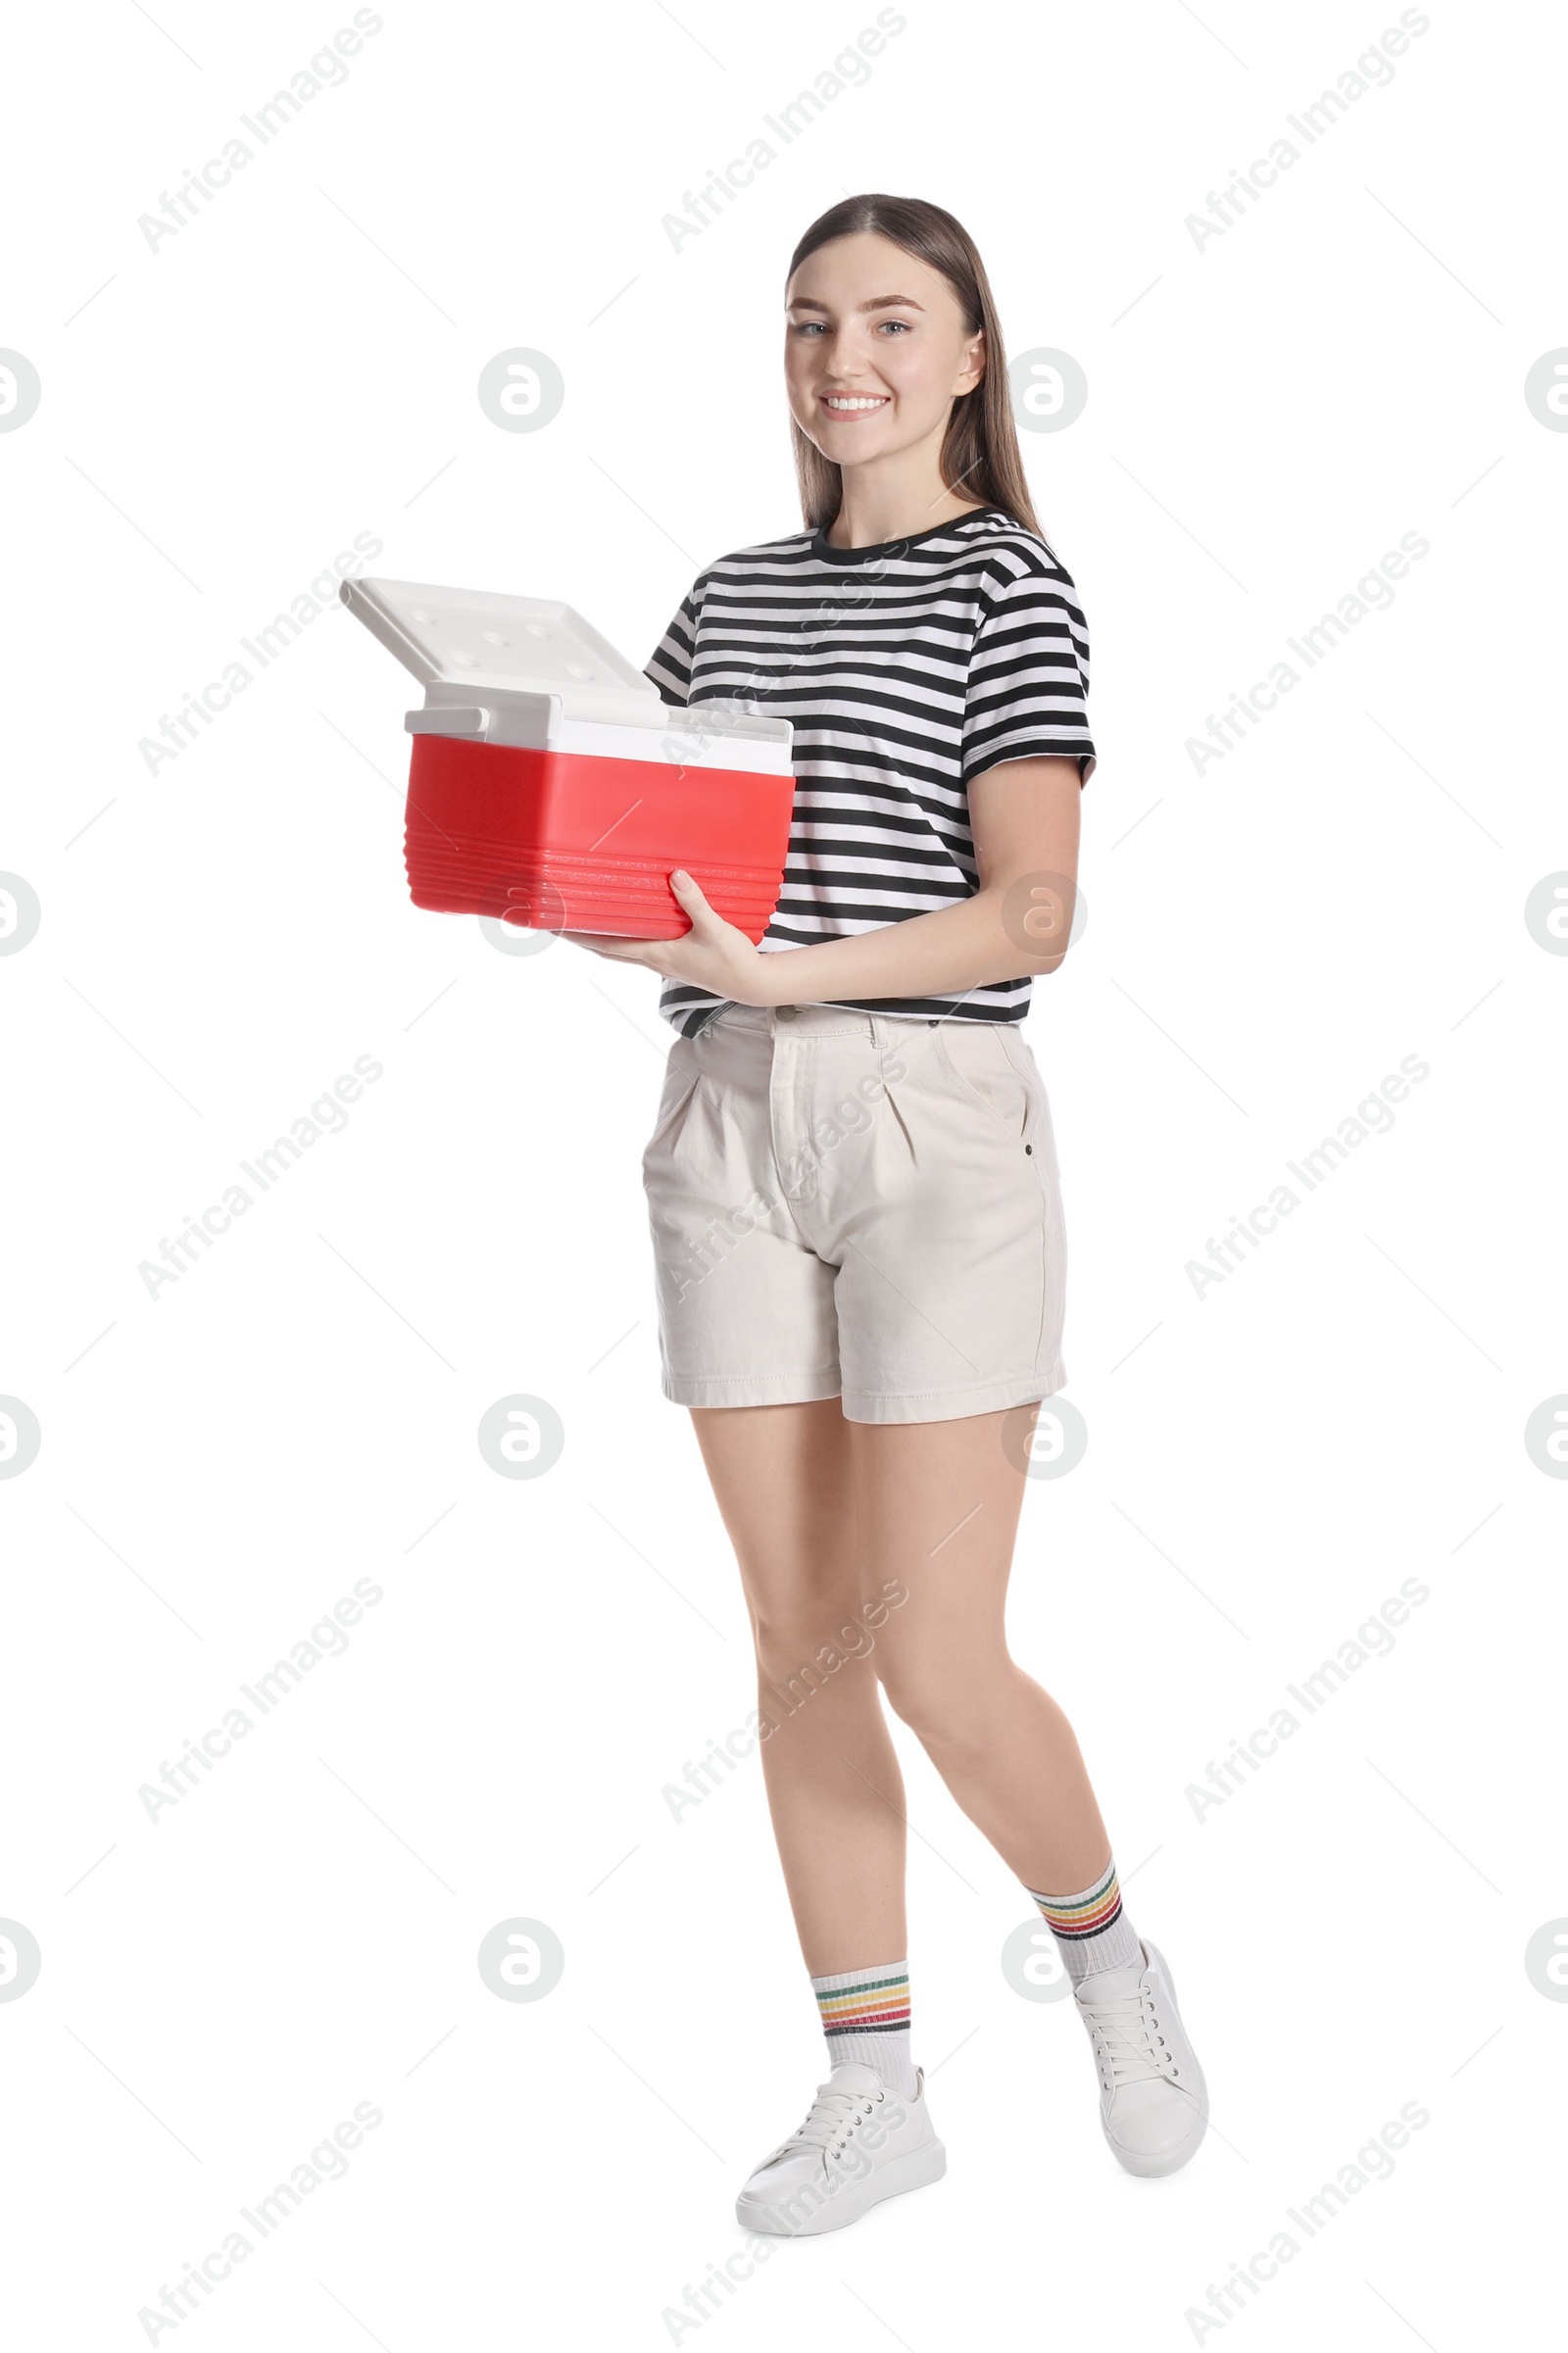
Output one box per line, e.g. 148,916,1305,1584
567,192,1209,2235
561,220,1096,1033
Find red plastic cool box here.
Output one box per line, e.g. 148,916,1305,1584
341,575,795,937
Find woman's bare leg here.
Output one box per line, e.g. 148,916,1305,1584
688,1397,908,1974
847,1401,1113,1893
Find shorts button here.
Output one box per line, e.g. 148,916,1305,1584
776,1005,797,1020
1025,1144,1033,1153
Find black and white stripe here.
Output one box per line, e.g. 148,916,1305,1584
643,504,1095,1037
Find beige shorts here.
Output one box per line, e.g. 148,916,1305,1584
640,1002,1069,1425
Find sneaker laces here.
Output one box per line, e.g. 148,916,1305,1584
1077,1982,1176,2089
765,2083,882,2168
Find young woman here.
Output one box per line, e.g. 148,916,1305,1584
562,192,1206,2233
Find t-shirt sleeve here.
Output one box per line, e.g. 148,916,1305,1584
643,583,702,708
962,564,1096,788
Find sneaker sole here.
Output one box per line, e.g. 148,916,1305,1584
1102,1939,1208,2179
736,2138,948,2236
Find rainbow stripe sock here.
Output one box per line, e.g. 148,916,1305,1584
809,1961,917,2097
1026,1856,1144,1982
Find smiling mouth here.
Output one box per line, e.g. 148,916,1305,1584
820,394,890,414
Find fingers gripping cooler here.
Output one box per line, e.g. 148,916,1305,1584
341,576,795,936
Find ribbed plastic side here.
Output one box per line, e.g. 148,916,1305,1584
402,732,794,940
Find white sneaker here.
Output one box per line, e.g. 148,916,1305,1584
735,2062,947,2236
1073,1937,1207,2177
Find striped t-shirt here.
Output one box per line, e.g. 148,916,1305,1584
642,503,1095,1038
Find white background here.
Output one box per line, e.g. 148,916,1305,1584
3,1,1564,2345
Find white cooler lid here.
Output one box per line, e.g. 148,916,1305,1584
341,576,671,728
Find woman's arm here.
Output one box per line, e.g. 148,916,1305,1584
561,756,1083,1005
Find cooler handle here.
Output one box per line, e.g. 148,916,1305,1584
405,707,491,738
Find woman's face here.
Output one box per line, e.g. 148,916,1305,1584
784,230,984,466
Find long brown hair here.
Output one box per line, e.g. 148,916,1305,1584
785,193,1043,538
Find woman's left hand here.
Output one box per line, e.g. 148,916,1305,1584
558,871,773,1005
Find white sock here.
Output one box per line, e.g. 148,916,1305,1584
810,1960,918,2098
1026,1855,1146,1983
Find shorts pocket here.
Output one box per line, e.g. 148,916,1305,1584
994,1026,1061,1181
991,1030,1067,1365
641,1048,705,1170
934,1022,1035,1143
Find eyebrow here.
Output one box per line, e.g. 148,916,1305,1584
785,294,927,316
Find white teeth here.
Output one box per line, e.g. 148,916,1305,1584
824,397,887,411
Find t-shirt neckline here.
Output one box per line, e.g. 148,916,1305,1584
808,504,1006,564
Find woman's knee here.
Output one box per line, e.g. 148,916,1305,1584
752,1595,881,1700
877,1650,1011,1752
